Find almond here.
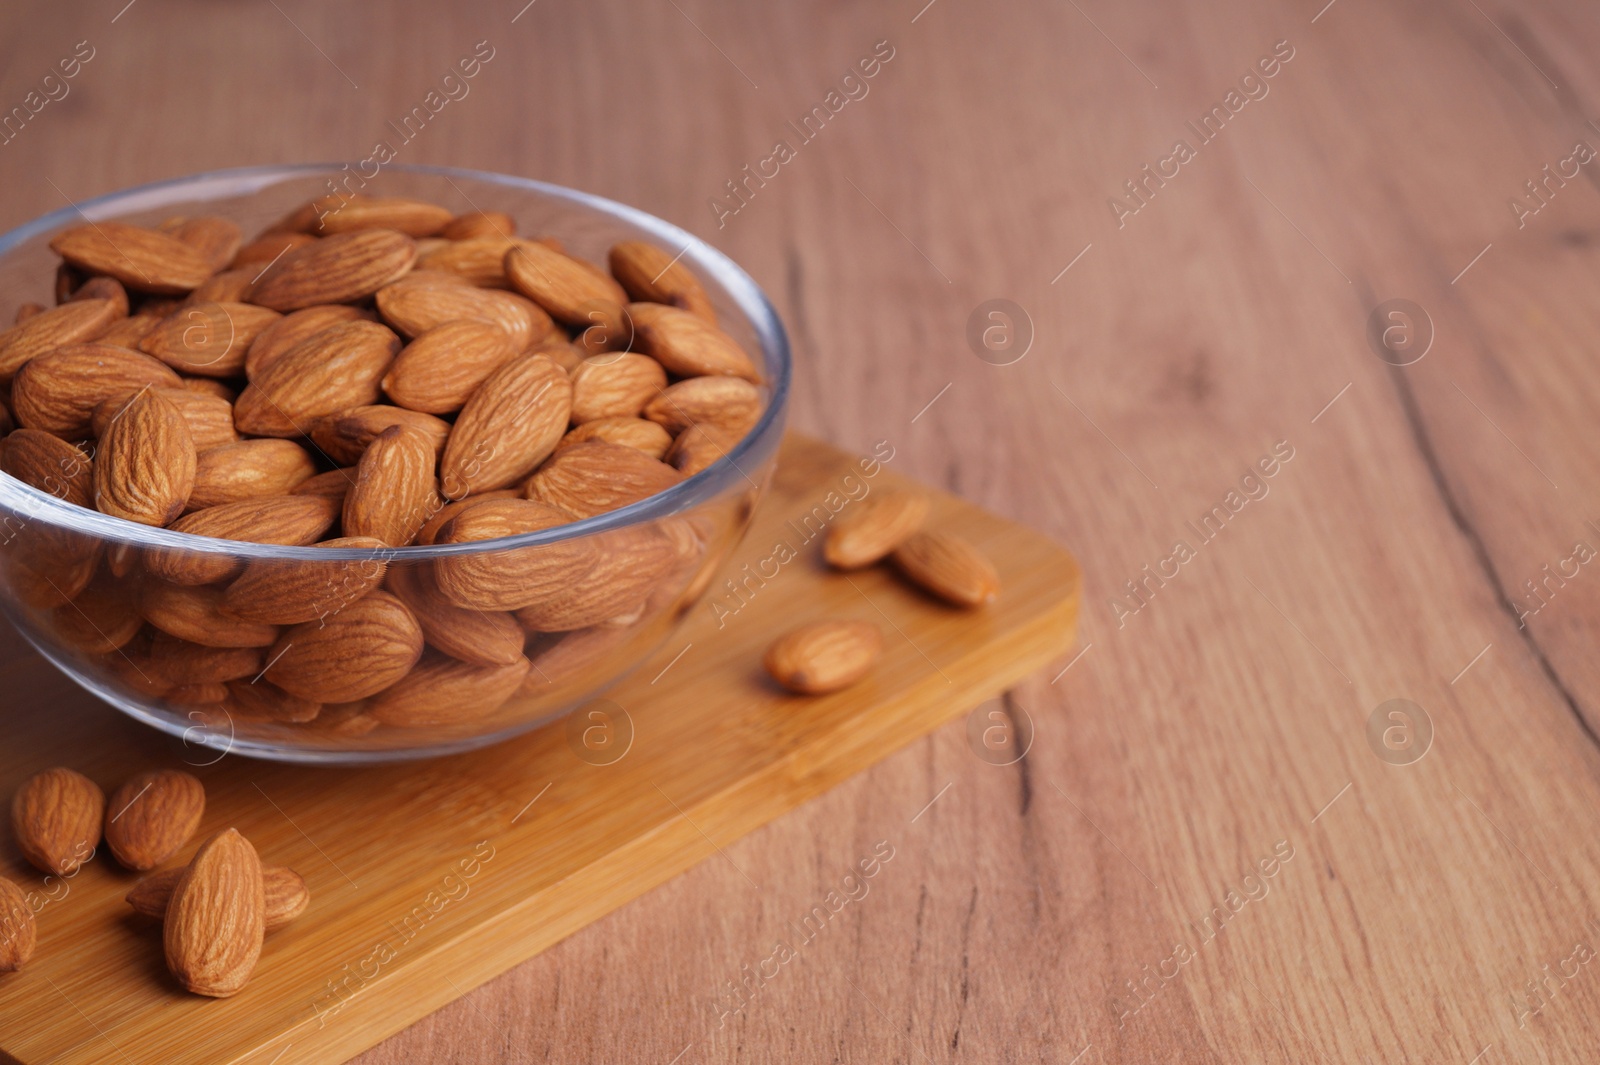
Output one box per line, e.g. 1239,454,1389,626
11,767,104,875
504,241,629,327
164,828,265,997
50,573,142,653
264,589,424,702
413,488,519,546
642,375,763,436
416,236,518,287
50,222,214,294
129,864,307,932
525,441,683,518
169,682,229,707
381,319,519,414
609,241,717,322
1,428,94,506
569,353,667,423
221,535,388,625
343,425,441,546
96,314,162,349
0,876,36,971
188,439,317,510
368,651,530,728
626,301,759,380
665,422,742,476
824,491,930,570
245,304,367,380
231,231,316,270
308,404,450,466
249,228,416,311
139,301,282,377
68,275,131,316
440,353,572,498
234,320,401,437
386,562,526,667
556,417,673,460
93,387,198,525
441,211,516,241
4,549,100,611
312,195,453,237
222,679,322,723
375,273,554,349
104,769,206,871
145,495,341,585
189,268,258,304
300,700,378,736
146,633,266,685
0,299,123,381
514,525,678,631
172,217,244,273
891,531,1000,607
93,386,238,452
139,581,281,648
289,466,359,501
764,620,883,694
434,498,592,611
532,336,585,374
12,343,183,438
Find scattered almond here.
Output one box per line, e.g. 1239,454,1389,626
11,767,105,875
163,828,264,997
824,491,929,570
104,769,205,871
891,531,1000,607
764,620,883,694
128,864,308,932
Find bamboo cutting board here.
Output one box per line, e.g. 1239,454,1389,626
0,433,1079,1065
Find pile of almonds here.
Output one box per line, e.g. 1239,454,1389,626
764,489,1000,694
2,765,307,996
0,193,766,736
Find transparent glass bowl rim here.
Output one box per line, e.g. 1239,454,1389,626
0,163,792,561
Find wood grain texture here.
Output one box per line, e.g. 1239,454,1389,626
2,0,1600,1061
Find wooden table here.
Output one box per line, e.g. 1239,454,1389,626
2,0,1598,1060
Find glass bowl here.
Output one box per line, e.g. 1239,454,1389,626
0,164,790,763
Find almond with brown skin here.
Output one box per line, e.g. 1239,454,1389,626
245,304,367,380
531,336,585,374
172,217,244,273
343,425,441,547
609,241,717,323
824,491,930,570
50,222,214,294
1,428,94,506
265,589,424,702
381,319,519,414
11,767,104,875
375,274,554,350
231,230,317,270
145,495,341,585
234,320,401,437
440,353,572,498
139,581,281,648
525,441,683,519
146,634,265,686
514,525,679,631
95,314,162,349
434,498,593,611
104,769,205,871
312,195,453,237
642,375,763,436
50,574,142,653
764,620,883,694
93,386,239,452
68,275,131,316
504,241,629,327
12,343,182,437
168,682,229,707
416,236,518,288
249,228,416,311
441,211,516,241
0,876,35,971
367,651,530,728
626,301,759,380
556,417,673,460
289,466,359,501
218,678,320,723
188,439,317,510
139,301,282,377
664,422,742,476
413,489,519,545
94,387,197,526
309,404,450,466
189,268,256,303
164,828,264,997
129,864,307,932
386,563,526,667
0,299,123,381
221,535,388,625
891,531,1000,607
569,353,667,423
